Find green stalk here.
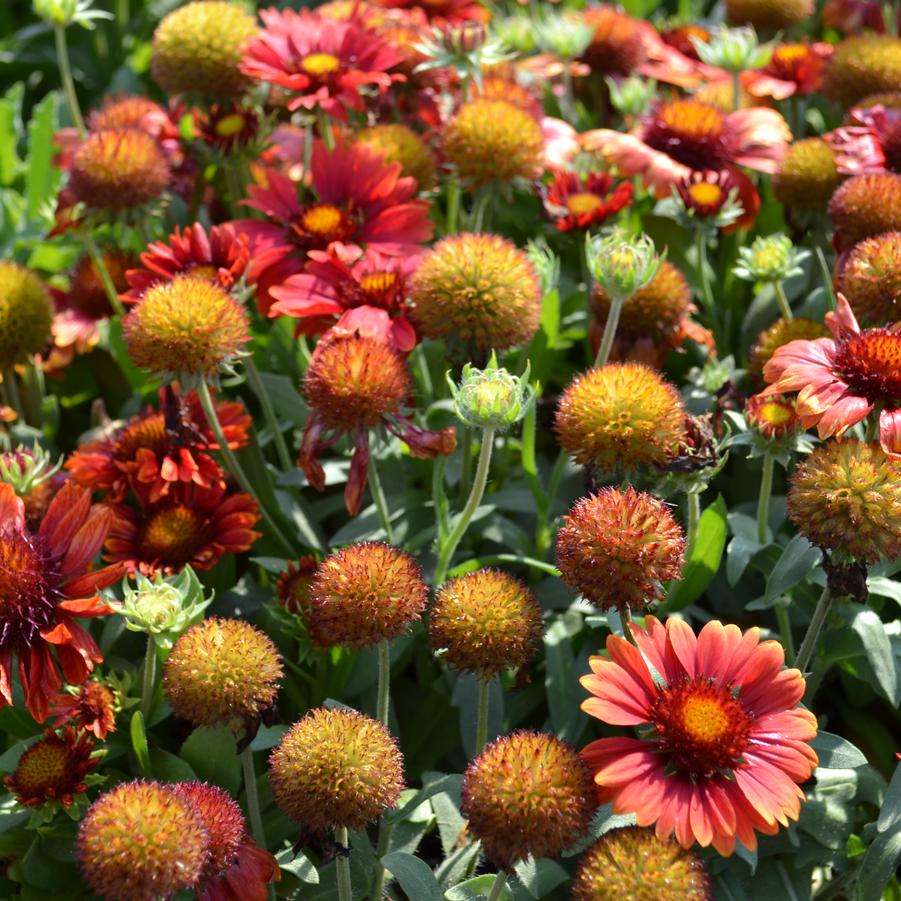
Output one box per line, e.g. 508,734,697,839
241,746,267,847
83,234,126,317
335,827,353,901
487,871,509,901
433,456,450,545
756,452,775,545
795,587,834,674
376,639,391,726
54,24,86,138
593,293,625,368
370,818,394,901
2,370,24,422
475,678,491,755
774,280,793,320
317,108,335,150
140,636,156,719
685,492,701,555
776,605,795,664
620,606,636,646
815,245,837,311
243,356,293,472
446,175,461,235
732,73,741,112
368,455,395,543
694,229,716,321
434,428,495,586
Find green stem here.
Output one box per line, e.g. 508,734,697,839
317,108,335,151
370,818,394,901
433,455,450,544
774,281,793,320
560,58,576,123
446,175,461,235
620,606,636,646
197,380,296,557
795,587,833,674
470,188,492,232
83,234,126,317
376,639,391,726
475,678,490,755
244,357,293,472
695,230,716,323
240,745,267,848
732,72,741,112
434,428,495,586
140,636,156,719
685,492,701,555
593,293,625,368
335,827,353,901
2,370,24,422
756,452,775,545
815,245,836,311
487,871,509,901
54,24,86,138
538,449,569,557
460,425,473,498
412,343,433,397
776,604,795,664
368,455,395,543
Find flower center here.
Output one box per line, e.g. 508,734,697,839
758,400,795,426
565,192,603,216
768,43,809,78
215,113,247,138
360,271,397,297
834,331,901,404
651,677,752,777
293,203,358,250
644,100,734,171
301,52,341,77
687,182,723,207
0,532,56,650
114,413,168,461
139,505,207,568
9,735,78,801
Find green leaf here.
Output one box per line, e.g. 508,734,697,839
663,495,727,612
726,534,763,587
147,749,196,782
382,851,444,901
129,711,152,778
276,847,319,884
250,724,289,752
762,534,821,607
24,92,60,221
0,82,23,186
180,726,241,795
513,858,569,898
858,828,901,901
878,755,901,833
445,874,513,900
811,732,868,769
543,612,587,745
389,773,463,825
0,735,39,775
852,609,901,705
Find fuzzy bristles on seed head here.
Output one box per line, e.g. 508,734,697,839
556,487,685,612
269,707,404,831
173,781,245,880
411,233,541,354
554,363,688,472
123,274,250,378
69,129,170,211
429,569,544,678
828,173,901,249
151,1,258,98
276,556,319,617
0,262,53,370
836,231,901,325
825,35,901,108
773,139,844,214
461,730,597,870
581,6,648,76
163,617,283,728
356,124,437,191
307,542,428,649
78,780,209,901
747,317,830,387
571,827,712,901
303,334,410,431
787,440,901,564
442,99,544,187
725,0,812,29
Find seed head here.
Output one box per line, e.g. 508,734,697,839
0,262,53,370
836,230,901,326
173,781,245,880
825,35,901,108
828,173,901,249
356,124,437,191
773,139,844,214
747,317,830,387
725,0,812,30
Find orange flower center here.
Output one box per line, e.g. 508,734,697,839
687,182,723,207
301,52,341,77
644,100,735,171
360,271,398,296
293,202,358,250
189,264,219,282
834,330,901,404
0,531,55,650
10,735,73,798
114,413,168,460
773,43,808,66
652,677,752,777
566,192,604,216
214,113,247,138
139,504,207,568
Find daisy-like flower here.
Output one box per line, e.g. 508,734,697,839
541,169,634,232
239,8,405,118
826,102,901,176
122,223,251,304
66,387,250,504
235,139,433,313
762,293,901,455
48,679,118,739
581,616,818,856
269,245,420,352
743,42,832,101
103,481,261,576
370,0,488,24
0,482,125,722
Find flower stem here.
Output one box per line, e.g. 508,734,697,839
376,639,391,727
774,280,793,320
593,293,625,368
815,245,837,311
620,606,636,646
434,428,495,586
795,587,833,674
694,229,716,319
368,455,395,543
317,108,335,151
1,369,24,421
83,234,126,317
487,871,509,901
475,678,490,755
54,24,86,138
685,492,701,556
560,59,576,123
140,636,156,719
446,175,461,235
370,818,394,901
776,604,795,664
197,379,297,557
732,73,741,112
335,827,353,901
241,745,267,848
244,356,293,472
756,452,775,545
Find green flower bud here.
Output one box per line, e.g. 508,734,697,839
115,567,212,650
526,238,560,297
448,352,536,431
415,24,511,88
534,13,594,60
733,235,807,283
586,233,664,302
33,0,112,29
606,76,658,119
691,25,772,73
0,445,61,496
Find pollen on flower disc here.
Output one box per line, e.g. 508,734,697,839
442,98,544,187
556,487,685,612
4,730,93,809
90,96,168,131
460,731,597,870
163,617,283,728
69,129,170,211
726,0,812,29
410,233,541,353
429,569,544,678
828,173,901,248
825,35,901,108
356,123,437,191
836,231,901,325
306,542,428,649
123,274,250,378
572,827,712,901
174,781,245,879
303,334,410,431
787,439,901,563
151,0,258,98
773,138,844,214
78,780,209,901
747,316,830,387
0,262,53,370
554,363,688,472
269,707,404,831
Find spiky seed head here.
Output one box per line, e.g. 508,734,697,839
356,124,437,191
825,35,901,108
773,139,844,214
836,230,901,326
0,262,53,370
828,173,901,248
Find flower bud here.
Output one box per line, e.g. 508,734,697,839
586,233,663,303
691,24,772,73
0,445,60,497
447,353,536,431
734,234,806,283
534,13,594,60
33,0,110,27
606,75,658,119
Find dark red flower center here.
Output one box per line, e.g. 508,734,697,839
644,100,737,171
6,733,87,804
0,532,57,650
139,504,208,568
114,413,169,461
292,203,359,250
651,677,752,777
337,270,405,312
833,330,901,403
